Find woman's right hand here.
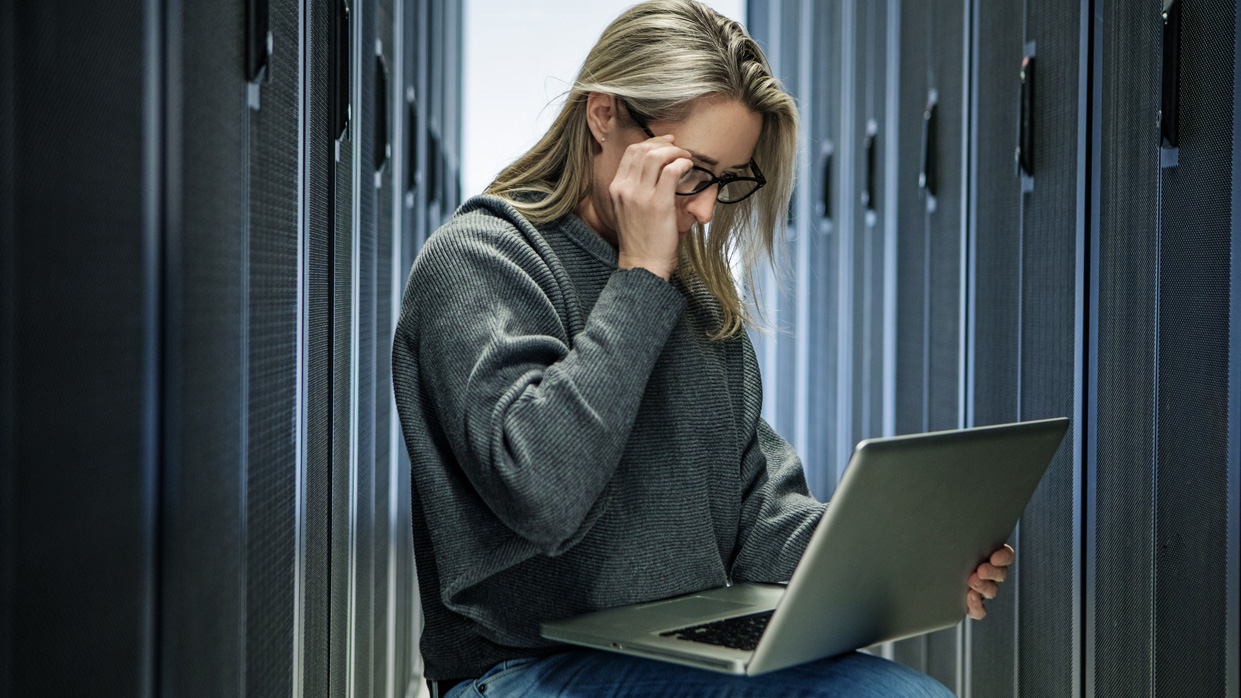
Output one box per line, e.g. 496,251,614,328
608,134,695,281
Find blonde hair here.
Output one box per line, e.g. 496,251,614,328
484,0,798,339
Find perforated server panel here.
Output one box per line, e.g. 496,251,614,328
966,1,1025,695
806,0,844,500
331,1,356,695
1092,1,1236,696
2,2,157,695
892,0,968,688
245,0,303,695
1011,0,1084,695
848,0,891,462
162,0,250,695
306,1,336,697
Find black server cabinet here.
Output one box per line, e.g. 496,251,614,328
244,0,303,696
371,3,396,697
353,0,378,695
748,0,849,501
162,0,250,693
306,0,338,697
806,0,844,500
396,0,426,690
969,0,1087,695
1091,1,1238,696
891,0,969,689
846,0,891,472
964,1,1025,695
744,0,798,465
329,1,355,697
2,1,159,695
771,0,801,458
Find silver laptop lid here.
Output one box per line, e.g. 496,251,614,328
747,417,1068,674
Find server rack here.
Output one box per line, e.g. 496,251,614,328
1,1,158,695
969,0,1088,696
890,0,971,688
1090,1,1237,696
804,0,845,501
1,0,462,695
750,0,1240,695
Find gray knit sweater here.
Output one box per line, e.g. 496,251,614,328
391,195,826,679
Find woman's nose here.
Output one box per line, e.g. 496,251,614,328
684,189,715,227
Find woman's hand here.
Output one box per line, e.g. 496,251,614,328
609,134,695,281
966,544,1014,620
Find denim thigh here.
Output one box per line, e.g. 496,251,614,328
449,649,954,698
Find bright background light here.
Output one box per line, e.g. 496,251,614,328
462,0,748,200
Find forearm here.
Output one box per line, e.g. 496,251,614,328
433,266,687,551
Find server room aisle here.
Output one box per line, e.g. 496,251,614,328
2,1,1239,697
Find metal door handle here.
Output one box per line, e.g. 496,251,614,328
375,50,390,174
1160,0,1180,148
919,100,937,198
333,0,351,142
862,128,877,212
821,150,832,220
246,0,271,83
1018,56,1034,177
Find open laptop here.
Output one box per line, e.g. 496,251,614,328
540,417,1069,675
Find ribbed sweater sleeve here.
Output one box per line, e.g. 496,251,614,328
407,224,687,554
730,331,827,583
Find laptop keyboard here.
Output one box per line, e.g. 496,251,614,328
658,610,774,652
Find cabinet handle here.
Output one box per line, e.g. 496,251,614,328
1018,56,1034,177
333,0,351,142
1160,0,1180,148
862,128,877,212
427,131,440,205
821,150,832,220
407,101,418,194
245,0,271,83
919,100,937,198
375,50,390,174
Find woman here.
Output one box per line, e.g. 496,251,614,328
392,2,1011,695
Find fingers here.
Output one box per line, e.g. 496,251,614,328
990,544,1016,567
623,136,693,186
966,589,987,620
657,158,696,196
968,571,1000,600
977,562,1008,583
611,141,693,205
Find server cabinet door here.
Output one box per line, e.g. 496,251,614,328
370,1,399,697
1093,1,1237,696
244,0,304,696
970,0,1087,696
804,0,845,500
891,0,969,690
3,2,159,695
306,0,339,697
966,1,1025,695
164,0,251,694
847,0,891,463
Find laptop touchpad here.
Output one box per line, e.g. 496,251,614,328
642,596,754,619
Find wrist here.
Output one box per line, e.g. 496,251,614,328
617,255,673,281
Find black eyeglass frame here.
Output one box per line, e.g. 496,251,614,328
616,97,767,204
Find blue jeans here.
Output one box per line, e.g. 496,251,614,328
442,648,954,698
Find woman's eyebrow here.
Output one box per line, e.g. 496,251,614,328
687,149,748,171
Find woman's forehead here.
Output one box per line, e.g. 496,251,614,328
661,97,762,171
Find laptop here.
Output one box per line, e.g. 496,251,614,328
540,417,1069,675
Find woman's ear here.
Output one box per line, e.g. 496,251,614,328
584,92,617,147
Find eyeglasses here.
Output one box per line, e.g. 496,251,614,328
616,97,766,204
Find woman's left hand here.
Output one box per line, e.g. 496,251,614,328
966,544,1014,620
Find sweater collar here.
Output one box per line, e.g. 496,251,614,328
550,210,620,269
